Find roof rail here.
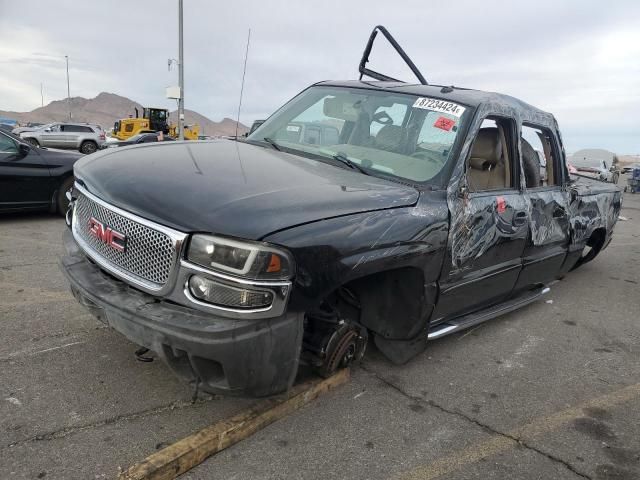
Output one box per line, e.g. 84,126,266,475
358,25,428,86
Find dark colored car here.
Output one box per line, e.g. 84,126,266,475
108,132,176,147
0,123,15,134
0,130,81,215
12,122,47,135
60,27,622,397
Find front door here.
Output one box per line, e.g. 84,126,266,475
0,134,53,210
432,116,529,321
41,124,65,147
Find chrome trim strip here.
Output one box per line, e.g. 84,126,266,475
179,260,291,316
183,280,275,314
427,324,458,340
74,182,187,240
180,259,292,287
72,181,188,295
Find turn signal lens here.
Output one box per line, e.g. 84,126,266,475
188,275,273,309
266,253,281,273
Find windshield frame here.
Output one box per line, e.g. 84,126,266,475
246,85,474,190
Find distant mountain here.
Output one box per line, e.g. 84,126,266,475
171,109,248,137
0,92,248,137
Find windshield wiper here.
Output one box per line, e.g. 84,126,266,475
262,137,281,151
332,152,369,175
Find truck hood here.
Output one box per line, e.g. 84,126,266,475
74,140,419,239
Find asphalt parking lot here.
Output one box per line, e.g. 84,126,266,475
1,187,639,480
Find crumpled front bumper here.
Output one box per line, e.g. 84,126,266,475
60,229,304,397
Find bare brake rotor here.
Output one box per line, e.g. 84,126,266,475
316,324,367,378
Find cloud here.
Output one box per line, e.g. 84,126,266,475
0,0,638,152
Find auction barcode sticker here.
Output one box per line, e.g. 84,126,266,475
413,97,466,117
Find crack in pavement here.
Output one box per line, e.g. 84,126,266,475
3,396,218,450
359,364,592,480
0,327,109,363
0,261,59,270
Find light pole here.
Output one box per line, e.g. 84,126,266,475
178,0,184,140
65,55,71,120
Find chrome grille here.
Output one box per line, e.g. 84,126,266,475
73,192,177,288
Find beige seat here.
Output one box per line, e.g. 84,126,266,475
467,128,506,191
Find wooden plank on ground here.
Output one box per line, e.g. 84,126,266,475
118,369,350,480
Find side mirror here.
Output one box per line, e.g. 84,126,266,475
44,128,52,132
19,144,31,156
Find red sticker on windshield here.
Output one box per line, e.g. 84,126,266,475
496,196,506,214
433,116,456,131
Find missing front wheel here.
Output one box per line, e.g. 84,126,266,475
302,291,367,377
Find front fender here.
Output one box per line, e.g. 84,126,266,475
264,193,450,313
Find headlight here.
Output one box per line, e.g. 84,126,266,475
187,234,294,280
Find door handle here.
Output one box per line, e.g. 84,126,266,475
513,211,527,227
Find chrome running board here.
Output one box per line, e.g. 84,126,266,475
428,286,550,340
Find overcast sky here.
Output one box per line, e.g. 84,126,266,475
1,0,639,153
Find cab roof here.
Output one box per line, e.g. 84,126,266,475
314,80,553,120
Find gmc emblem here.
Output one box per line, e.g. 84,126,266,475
88,217,127,252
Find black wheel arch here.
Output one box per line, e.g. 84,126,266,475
571,227,607,270
304,265,436,338
53,173,75,214
304,265,436,366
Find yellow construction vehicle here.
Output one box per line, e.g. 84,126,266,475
167,123,199,140
112,107,199,140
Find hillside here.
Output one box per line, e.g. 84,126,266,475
0,92,248,137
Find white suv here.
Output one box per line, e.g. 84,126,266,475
21,123,106,154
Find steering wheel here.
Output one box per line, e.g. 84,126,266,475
372,111,394,125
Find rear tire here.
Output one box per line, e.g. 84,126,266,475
80,141,98,154
56,176,74,216
26,138,40,148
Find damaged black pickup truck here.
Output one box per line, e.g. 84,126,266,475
61,27,622,396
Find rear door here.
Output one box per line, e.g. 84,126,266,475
433,116,529,321
513,124,570,291
0,133,53,210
